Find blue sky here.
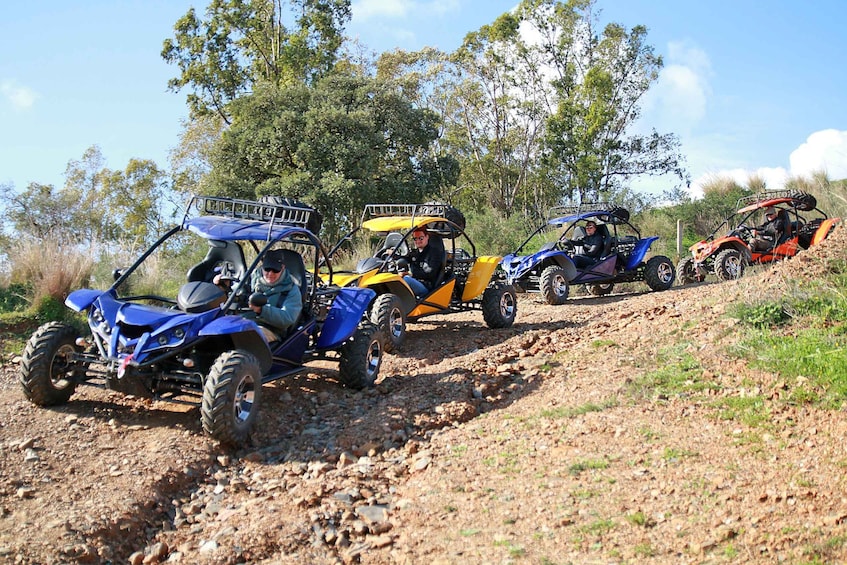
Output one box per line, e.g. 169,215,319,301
2,0,846,200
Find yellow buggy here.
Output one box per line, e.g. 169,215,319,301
323,203,517,351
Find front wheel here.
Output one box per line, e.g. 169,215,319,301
644,256,675,291
714,249,745,281
20,322,82,406
338,322,383,390
201,350,262,446
539,265,570,305
370,293,405,353
482,284,517,328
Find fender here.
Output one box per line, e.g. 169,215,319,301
550,254,578,281
66,289,104,312
462,256,502,301
200,315,272,372
316,287,376,349
362,276,417,313
811,218,840,246
624,237,658,271
501,250,576,283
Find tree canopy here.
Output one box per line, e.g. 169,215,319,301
205,72,459,238
162,0,351,123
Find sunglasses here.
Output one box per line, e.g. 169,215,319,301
262,267,280,274
413,235,427,241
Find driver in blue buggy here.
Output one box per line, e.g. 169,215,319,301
567,220,605,268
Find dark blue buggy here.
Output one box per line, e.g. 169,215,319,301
19,196,383,446
500,204,675,304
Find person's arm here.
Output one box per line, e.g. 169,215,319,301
582,234,603,257
410,247,438,282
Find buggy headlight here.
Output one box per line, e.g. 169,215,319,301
174,328,185,339
158,335,169,346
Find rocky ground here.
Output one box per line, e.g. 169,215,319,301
2,229,847,564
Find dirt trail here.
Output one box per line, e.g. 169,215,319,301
2,228,846,564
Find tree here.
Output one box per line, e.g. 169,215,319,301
521,0,688,202
0,147,170,248
446,13,552,218
169,114,227,204
162,0,351,122
206,72,458,238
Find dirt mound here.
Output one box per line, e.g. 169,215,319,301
1,224,845,563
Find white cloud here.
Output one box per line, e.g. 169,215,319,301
1,80,38,110
789,129,847,180
640,41,711,135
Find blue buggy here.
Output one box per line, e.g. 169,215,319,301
18,196,383,446
500,204,675,304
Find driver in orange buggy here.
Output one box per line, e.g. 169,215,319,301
750,206,788,252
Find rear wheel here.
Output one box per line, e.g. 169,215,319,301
588,283,614,296
645,256,675,291
201,350,262,446
676,257,699,285
714,249,745,281
539,265,569,305
370,293,405,353
19,322,81,406
338,322,382,389
482,284,517,328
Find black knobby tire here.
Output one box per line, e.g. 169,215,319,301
539,265,570,305
644,255,676,291
482,284,517,328
714,248,745,281
588,283,614,296
201,350,262,446
791,192,817,212
19,322,81,406
609,206,630,222
418,201,466,230
338,322,382,390
370,293,405,353
676,257,699,285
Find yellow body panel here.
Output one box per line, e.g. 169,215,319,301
461,256,501,301
408,279,456,318
361,216,444,233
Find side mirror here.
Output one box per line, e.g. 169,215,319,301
112,268,124,281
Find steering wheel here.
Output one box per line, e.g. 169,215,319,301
559,239,575,251
731,224,753,240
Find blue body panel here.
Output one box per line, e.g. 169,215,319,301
625,236,657,271
316,287,376,349
501,250,577,283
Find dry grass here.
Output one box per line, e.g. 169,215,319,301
8,234,95,304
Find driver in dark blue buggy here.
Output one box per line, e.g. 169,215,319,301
566,220,605,268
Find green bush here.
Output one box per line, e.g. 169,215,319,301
0,283,30,313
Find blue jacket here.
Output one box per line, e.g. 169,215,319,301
245,269,303,333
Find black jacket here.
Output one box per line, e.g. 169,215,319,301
757,214,787,241
408,240,444,290
572,232,605,258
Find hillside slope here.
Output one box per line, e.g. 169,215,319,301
1,227,845,564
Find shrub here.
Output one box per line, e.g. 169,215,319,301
8,234,95,307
